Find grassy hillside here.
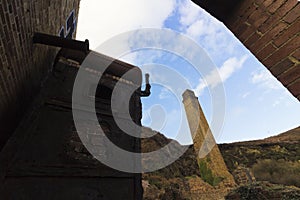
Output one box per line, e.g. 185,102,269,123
141,126,300,199
219,126,300,187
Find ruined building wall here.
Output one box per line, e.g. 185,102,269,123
182,90,235,187
0,0,80,149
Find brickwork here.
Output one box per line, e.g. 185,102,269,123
226,0,300,100
182,90,236,188
0,0,80,149
0,55,143,199
193,0,300,101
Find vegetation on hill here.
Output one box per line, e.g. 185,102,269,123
253,159,300,187
219,126,300,187
141,126,300,199
225,182,300,200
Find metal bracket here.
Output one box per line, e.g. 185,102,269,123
140,73,151,97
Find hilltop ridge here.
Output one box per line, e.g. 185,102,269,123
141,126,300,199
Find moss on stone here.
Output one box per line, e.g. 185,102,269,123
198,159,224,186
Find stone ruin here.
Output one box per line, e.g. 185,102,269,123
182,90,236,198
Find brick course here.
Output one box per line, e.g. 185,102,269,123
0,0,80,149
224,0,300,101
193,0,299,100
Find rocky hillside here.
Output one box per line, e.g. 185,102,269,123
225,182,300,200
141,128,233,200
141,127,200,178
141,127,198,199
140,126,300,199
219,126,300,188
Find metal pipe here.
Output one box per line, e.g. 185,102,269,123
140,73,151,97
33,32,89,53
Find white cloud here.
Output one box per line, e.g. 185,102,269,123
76,0,176,49
185,17,222,39
186,19,205,37
159,88,171,99
178,0,238,58
272,90,295,107
242,92,251,99
178,1,201,25
251,69,282,90
251,69,297,107
219,56,248,81
194,55,248,96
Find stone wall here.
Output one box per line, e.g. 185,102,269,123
0,0,80,149
232,165,256,186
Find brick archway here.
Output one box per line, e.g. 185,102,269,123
192,0,300,100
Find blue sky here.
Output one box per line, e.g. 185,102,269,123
76,0,300,144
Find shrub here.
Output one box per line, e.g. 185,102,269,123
252,159,300,187
148,176,163,189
